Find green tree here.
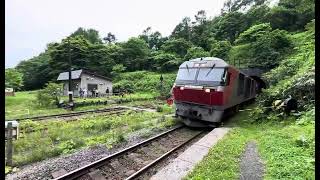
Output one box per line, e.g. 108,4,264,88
139,27,167,50
266,0,314,31
210,40,232,60
5,68,23,90
16,52,53,90
184,47,210,61
230,23,291,69
70,27,103,44
48,35,91,78
118,37,150,71
161,38,193,57
171,17,192,41
151,51,181,72
211,12,249,42
221,0,267,14
111,64,126,78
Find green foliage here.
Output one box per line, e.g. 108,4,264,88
235,23,272,44
16,52,53,90
111,64,126,77
266,0,314,31
258,23,314,109
12,111,177,166
211,12,250,42
296,107,315,126
70,27,103,44
184,47,210,61
57,139,85,154
5,68,23,90
171,17,192,41
161,38,193,57
36,82,62,107
139,27,167,50
5,166,12,174
231,23,292,68
209,40,232,60
113,71,176,96
118,37,151,71
150,51,181,72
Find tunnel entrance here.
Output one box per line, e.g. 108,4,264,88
250,76,267,94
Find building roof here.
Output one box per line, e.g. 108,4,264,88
57,69,83,80
57,69,112,81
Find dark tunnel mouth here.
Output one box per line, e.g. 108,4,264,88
250,76,267,92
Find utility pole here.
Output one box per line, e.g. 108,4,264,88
68,39,73,103
160,74,164,97
6,122,13,166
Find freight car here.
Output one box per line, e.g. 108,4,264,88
172,57,257,127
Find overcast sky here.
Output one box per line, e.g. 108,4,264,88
5,0,226,68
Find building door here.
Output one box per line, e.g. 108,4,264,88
88,84,98,96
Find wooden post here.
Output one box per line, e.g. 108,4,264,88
6,122,13,166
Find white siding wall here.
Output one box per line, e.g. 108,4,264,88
62,80,81,96
80,73,112,95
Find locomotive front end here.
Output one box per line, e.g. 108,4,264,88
172,57,231,127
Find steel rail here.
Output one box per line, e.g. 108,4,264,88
125,130,204,180
54,125,185,180
7,107,127,121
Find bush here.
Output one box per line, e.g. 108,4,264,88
36,82,62,107
57,139,85,154
113,71,176,96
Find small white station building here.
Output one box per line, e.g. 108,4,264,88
57,69,112,97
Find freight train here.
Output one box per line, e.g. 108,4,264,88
172,57,257,127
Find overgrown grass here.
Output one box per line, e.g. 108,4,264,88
113,71,176,97
5,91,68,119
5,91,159,119
10,111,177,166
60,92,158,103
186,106,315,180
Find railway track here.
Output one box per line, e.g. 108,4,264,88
7,107,129,122
53,125,205,180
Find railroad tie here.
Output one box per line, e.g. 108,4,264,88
51,169,68,179
88,169,106,180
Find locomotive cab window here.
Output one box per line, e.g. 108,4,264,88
176,68,198,81
220,69,230,86
197,68,226,86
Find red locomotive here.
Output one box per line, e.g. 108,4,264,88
172,57,257,127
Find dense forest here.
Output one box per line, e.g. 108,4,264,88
6,0,314,91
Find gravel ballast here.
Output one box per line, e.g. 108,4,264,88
5,126,175,180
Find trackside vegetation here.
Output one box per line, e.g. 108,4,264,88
5,91,159,120
11,111,177,166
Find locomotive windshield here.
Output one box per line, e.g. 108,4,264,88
197,68,225,82
175,67,227,86
176,68,198,81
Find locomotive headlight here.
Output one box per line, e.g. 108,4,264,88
217,86,225,92
204,88,211,93
180,87,184,90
